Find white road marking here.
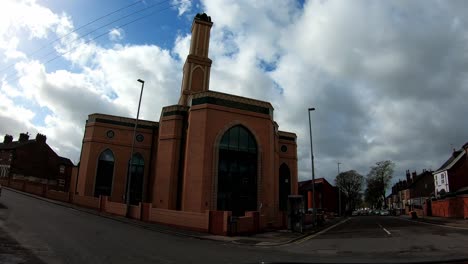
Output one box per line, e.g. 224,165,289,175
383,227,391,235
378,223,391,235
295,217,351,244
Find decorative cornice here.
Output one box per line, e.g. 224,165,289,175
188,91,273,116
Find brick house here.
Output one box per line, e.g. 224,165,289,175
298,178,340,213
390,173,413,213
0,133,74,191
408,169,434,209
433,142,468,197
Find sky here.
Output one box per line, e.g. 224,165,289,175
1,0,468,190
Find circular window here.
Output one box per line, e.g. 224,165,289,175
281,145,288,152
106,130,115,139
136,134,144,142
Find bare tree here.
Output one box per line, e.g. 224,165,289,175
365,160,395,208
335,170,364,212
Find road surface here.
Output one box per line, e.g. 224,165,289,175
1,189,468,263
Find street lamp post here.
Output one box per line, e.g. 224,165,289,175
337,162,341,217
125,79,145,216
308,107,317,226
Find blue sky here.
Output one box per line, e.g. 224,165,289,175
1,0,468,191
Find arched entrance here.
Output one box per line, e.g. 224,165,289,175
94,149,114,197
279,163,291,211
217,125,257,216
128,153,144,205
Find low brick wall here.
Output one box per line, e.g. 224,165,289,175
24,182,45,196
432,196,467,218
0,178,8,186
236,215,255,234
461,196,468,219
10,180,25,191
149,208,209,232
412,208,424,217
72,194,100,210
209,211,230,235
104,199,127,216
46,190,70,202
128,204,141,219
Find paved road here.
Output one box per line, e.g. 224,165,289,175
2,189,468,263
285,214,468,262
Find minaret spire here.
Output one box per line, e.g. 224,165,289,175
178,13,213,106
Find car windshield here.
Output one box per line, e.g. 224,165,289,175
1,1,468,263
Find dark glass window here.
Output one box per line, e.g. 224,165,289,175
281,145,288,153
136,134,144,142
217,125,257,216
128,153,144,205
106,130,114,139
279,163,291,211
94,149,115,197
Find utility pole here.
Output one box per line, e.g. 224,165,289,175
125,79,145,217
337,162,341,217
308,108,316,226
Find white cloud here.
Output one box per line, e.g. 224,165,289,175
1,0,468,188
108,28,124,41
172,0,192,16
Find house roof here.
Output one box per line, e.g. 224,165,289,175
298,178,331,191
59,156,74,166
408,170,433,188
0,140,35,150
434,148,467,174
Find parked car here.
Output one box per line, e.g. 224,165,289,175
352,210,359,216
380,210,390,216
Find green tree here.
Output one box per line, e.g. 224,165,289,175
335,170,364,212
365,160,395,208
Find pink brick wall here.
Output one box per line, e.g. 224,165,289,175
72,194,100,209
128,204,141,219
432,196,467,218
149,207,209,231
104,199,127,216
46,190,70,202
24,183,45,196
10,180,25,191
236,216,254,234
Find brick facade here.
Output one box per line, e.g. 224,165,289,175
73,13,298,233
0,133,73,191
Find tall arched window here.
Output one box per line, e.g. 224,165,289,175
217,125,257,216
94,149,114,197
128,153,144,205
279,163,291,211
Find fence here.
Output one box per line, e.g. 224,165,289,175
2,178,271,235
431,195,468,219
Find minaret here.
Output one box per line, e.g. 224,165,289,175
178,13,213,106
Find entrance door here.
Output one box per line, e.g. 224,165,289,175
217,125,258,216
128,153,144,205
279,163,291,211
94,149,114,197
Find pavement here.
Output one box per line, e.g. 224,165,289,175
398,214,468,229
3,188,468,263
1,186,343,247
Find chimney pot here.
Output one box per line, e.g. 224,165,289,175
35,133,47,144
3,134,13,144
19,133,29,142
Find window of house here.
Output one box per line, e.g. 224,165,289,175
59,165,65,174
441,175,445,184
